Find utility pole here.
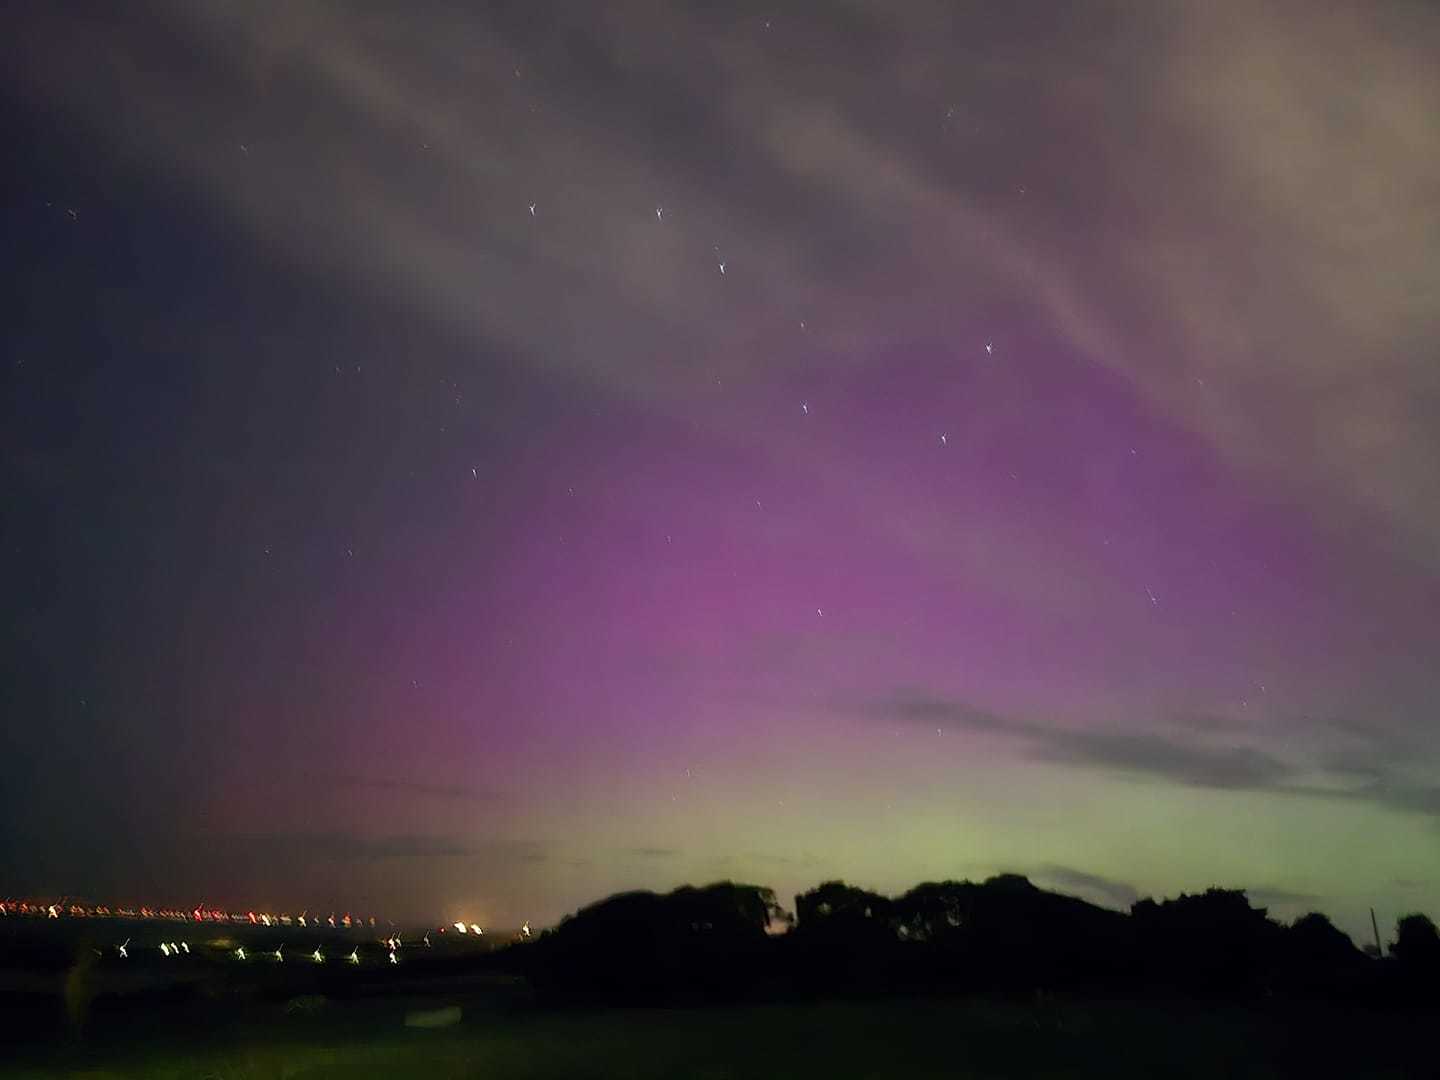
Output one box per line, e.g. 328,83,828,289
1370,907,1383,958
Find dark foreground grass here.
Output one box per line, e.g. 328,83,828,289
3,993,1434,1079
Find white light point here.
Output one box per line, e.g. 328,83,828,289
313,947,324,963
940,433,948,447
528,203,536,217
454,922,467,934
985,342,993,355
718,261,725,275
470,924,483,936
347,948,359,964
117,939,129,958
801,402,809,415
656,206,663,222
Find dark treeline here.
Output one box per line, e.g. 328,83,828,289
508,876,1440,1007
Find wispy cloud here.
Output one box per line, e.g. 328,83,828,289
875,692,1440,816
877,692,1295,792
329,775,497,802
216,831,481,862
1245,887,1319,909
1031,864,1139,910
1037,730,1293,791
629,847,679,860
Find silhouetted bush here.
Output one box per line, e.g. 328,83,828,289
1389,913,1440,997
521,882,785,1003
1390,913,1440,965
790,881,896,989
1130,889,1282,995
1274,912,1367,997
498,875,1434,1009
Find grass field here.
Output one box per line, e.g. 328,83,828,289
3,991,1434,1079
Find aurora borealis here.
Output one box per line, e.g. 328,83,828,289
4,2,1438,942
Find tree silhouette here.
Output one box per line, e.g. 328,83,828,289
1390,913,1440,969
1130,888,1282,994
498,876,1433,1007
1274,912,1365,996
522,881,786,1002
794,881,892,939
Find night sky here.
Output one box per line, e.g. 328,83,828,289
4,1,1439,939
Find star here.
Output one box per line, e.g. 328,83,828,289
718,260,726,275
940,433,948,446
801,402,809,415
984,341,993,355
655,206,663,221
816,607,824,617
471,467,477,478
528,203,536,217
